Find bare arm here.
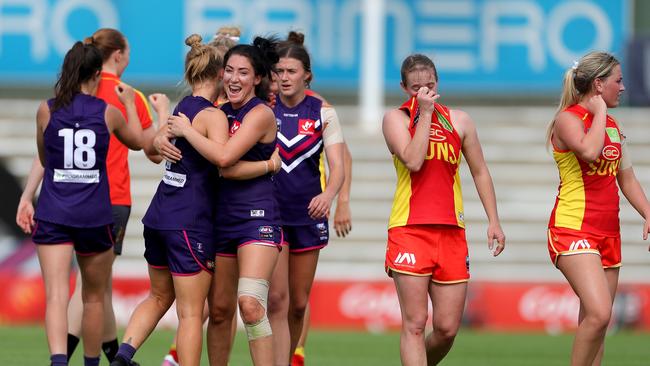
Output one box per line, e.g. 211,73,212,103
381,88,437,172
553,95,607,163
308,142,345,219
16,156,44,234
144,93,171,164
220,148,282,180
109,83,143,150
334,142,353,237
617,167,650,245
35,101,49,166
168,104,276,167
454,109,505,256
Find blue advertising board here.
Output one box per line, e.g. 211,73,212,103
0,0,630,94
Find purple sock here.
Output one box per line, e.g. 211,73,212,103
116,343,137,361
83,356,100,366
50,353,67,366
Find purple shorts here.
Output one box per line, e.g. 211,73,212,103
215,222,283,257
282,221,329,253
31,219,114,256
143,226,215,276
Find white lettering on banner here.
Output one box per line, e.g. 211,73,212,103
53,169,100,183
184,0,617,77
482,2,545,72
0,0,47,60
518,286,579,333
0,0,117,60
416,0,477,72
338,284,407,332
546,2,611,66
162,171,187,187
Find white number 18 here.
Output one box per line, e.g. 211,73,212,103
58,128,96,169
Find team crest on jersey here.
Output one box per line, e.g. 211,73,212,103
298,119,316,135
258,225,274,240
429,122,446,142
602,145,620,161
229,121,242,136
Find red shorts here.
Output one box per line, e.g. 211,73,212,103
385,225,469,283
547,227,621,268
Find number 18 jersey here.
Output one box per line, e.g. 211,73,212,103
35,94,112,227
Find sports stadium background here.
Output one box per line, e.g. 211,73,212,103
0,0,649,336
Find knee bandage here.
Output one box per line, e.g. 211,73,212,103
238,277,272,340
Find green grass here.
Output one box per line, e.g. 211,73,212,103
1,326,648,365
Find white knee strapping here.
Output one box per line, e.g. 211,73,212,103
238,277,272,340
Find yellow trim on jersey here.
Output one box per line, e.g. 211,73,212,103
388,155,413,229
553,151,586,230
135,89,153,120
452,152,465,228
603,263,622,269
554,250,600,267
319,150,326,192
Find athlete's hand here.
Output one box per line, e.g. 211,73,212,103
148,93,170,117
585,94,607,116
308,192,334,220
154,127,181,163
642,219,650,251
416,87,439,116
487,222,506,257
266,93,277,109
115,82,135,105
333,200,352,238
16,198,35,234
269,148,282,174
167,112,192,138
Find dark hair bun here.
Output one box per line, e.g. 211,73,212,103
287,31,305,45
253,36,280,66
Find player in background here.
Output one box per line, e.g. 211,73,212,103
382,54,505,365
546,51,650,366
15,28,164,364
33,41,143,366
264,31,346,366
167,36,281,366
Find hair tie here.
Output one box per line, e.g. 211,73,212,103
572,60,579,70
213,34,239,43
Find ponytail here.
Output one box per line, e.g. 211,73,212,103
545,51,619,149
52,42,103,111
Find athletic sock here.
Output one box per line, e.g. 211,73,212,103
102,338,119,361
168,344,178,362
115,343,137,362
83,355,100,366
66,334,80,359
50,353,67,366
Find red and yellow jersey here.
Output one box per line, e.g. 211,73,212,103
388,97,464,229
548,104,622,236
98,72,153,206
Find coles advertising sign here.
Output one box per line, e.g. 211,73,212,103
1,274,649,332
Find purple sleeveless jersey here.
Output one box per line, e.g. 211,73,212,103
274,95,326,225
217,97,279,225
34,94,112,227
142,95,218,231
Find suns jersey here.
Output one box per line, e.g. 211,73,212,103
388,98,465,229
548,104,622,236
98,72,153,206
